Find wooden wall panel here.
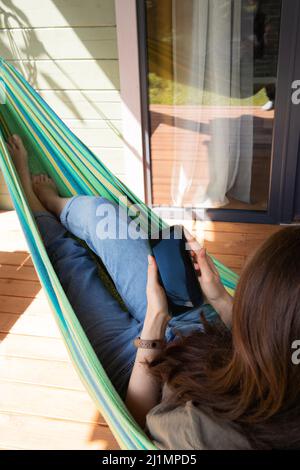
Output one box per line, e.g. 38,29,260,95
0,0,123,209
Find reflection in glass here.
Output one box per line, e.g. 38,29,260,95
146,0,282,210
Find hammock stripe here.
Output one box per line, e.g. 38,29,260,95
0,59,238,450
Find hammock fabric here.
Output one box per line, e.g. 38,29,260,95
0,59,239,450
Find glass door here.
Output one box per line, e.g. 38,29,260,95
138,0,299,223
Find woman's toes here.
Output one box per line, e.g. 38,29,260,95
12,135,23,150
32,174,54,187
32,174,43,184
12,134,20,144
7,135,27,162
7,137,16,150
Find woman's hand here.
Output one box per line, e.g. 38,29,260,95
184,229,233,326
142,255,170,340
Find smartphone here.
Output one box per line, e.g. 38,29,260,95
149,225,203,316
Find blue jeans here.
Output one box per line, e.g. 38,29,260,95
35,196,218,398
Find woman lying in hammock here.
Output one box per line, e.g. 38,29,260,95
8,134,300,450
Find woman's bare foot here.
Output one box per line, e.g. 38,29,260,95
7,134,28,174
32,175,59,208
6,135,46,213
7,134,70,217
32,174,69,217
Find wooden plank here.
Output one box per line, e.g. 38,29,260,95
0,194,13,211
0,412,119,450
203,231,248,256
202,221,282,235
244,231,279,256
90,148,125,175
0,214,30,250
40,89,121,103
38,90,121,120
0,312,60,338
0,333,69,362
0,295,37,315
0,265,38,282
64,118,122,130
0,294,51,316
0,233,29,252
69,127,122,148
0,356,85,391
0,0,116,28
0,27,118,60
0,251,33,267
0,295,48,316
0,381,106,424
10,59,120,90
0,211,25,230
0,279,41,298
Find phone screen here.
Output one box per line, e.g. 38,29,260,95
150,226,203,316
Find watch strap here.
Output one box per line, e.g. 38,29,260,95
133,337,166,350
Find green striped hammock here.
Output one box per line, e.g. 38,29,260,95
0,59,238,450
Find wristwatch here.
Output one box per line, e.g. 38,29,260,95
133,337,166,350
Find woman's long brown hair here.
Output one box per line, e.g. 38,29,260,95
149,227,300,449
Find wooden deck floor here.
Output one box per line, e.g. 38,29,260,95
0,211,119,450
0,210,281,449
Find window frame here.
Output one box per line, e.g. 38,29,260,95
136,0,300,224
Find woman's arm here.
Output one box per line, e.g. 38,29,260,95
125,256,170,429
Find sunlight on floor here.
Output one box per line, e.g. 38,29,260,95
0,211,30,252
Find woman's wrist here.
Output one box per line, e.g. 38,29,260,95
141,309,170,340
212,292,233,327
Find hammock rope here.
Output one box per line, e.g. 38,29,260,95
0,59,238,450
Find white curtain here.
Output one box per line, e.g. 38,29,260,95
170,0,254,208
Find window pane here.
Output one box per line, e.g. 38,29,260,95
146,0,282,210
